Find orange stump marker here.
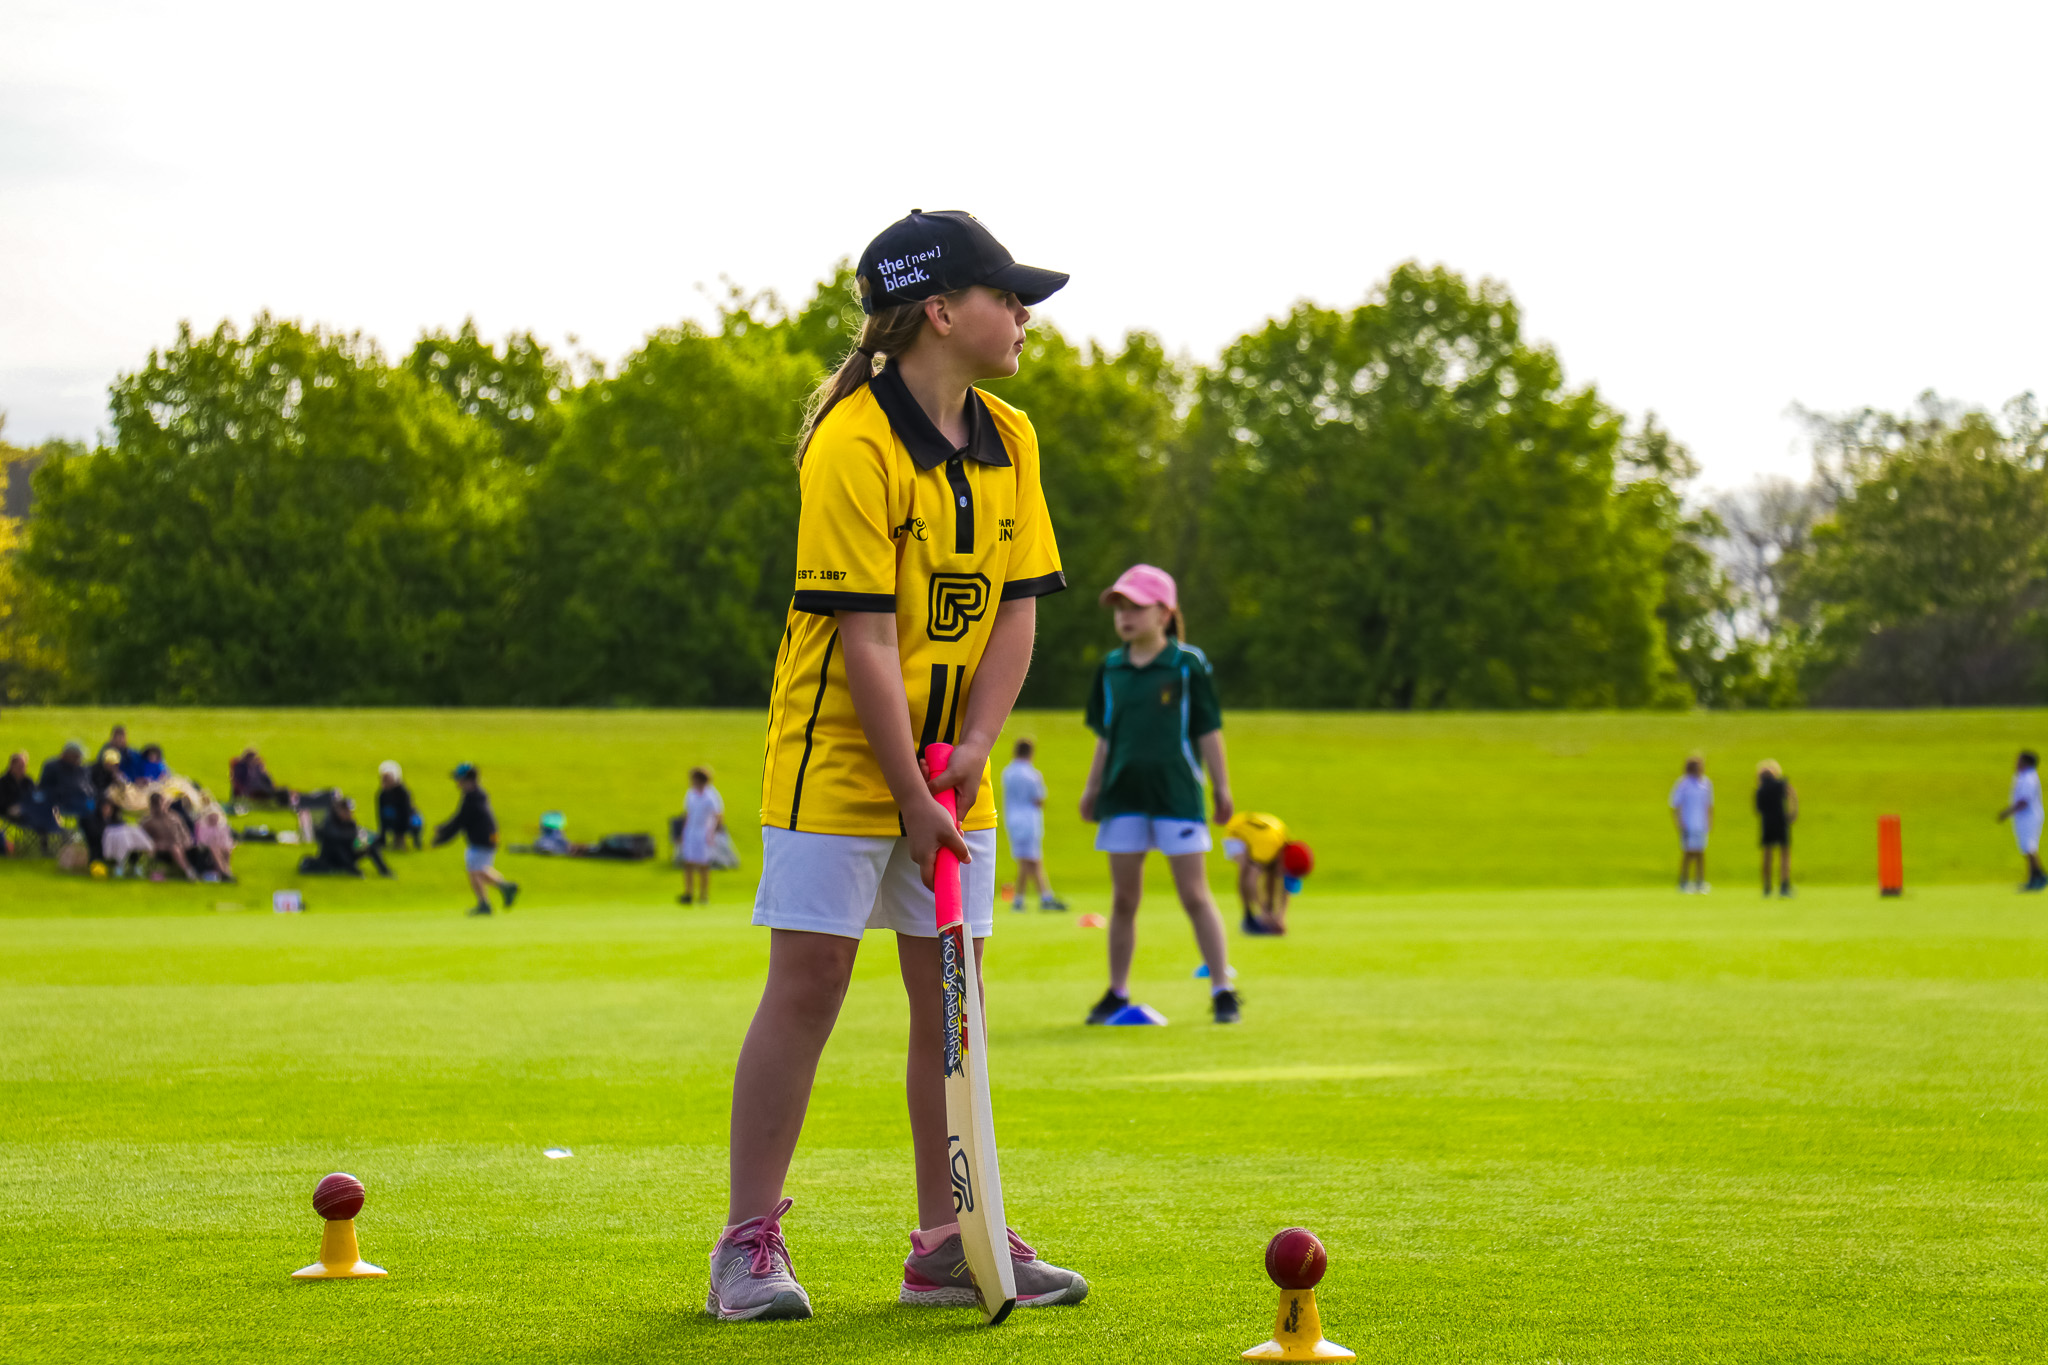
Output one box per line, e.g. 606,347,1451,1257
1878,814,1903,897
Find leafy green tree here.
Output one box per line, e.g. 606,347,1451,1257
405,321,569,468
1174,262,1684,709
1788,396,2048,704
19,317,520,703
508,315,817,704
985,327,1186,706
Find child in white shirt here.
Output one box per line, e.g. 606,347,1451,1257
1996,749,2045,892
1669,755,1713,893
1001,739,1065,911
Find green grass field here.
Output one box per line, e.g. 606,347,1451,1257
3,709,2045,1362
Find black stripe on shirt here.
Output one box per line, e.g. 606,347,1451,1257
942,664,965,745
918,663,949,752
794,589,896,616
1000,570,1069,601
945,458,974,554
786,629,839,830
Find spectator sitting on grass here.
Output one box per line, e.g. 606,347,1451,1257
39,743,94,817
230,748,291,805
193,809,237,882
376,761,420,851
103,724,144,782
300,795,392,878
92,748,126,799
134,744,169,784
99,799,155,876
139,792,199,882
3,751,64,852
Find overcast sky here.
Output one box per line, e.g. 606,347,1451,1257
4,0,2043,492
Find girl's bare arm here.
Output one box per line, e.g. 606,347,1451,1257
1080,738,1109,822
1198,730,1234,825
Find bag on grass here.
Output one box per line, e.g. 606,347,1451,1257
594,832,656,861
707,828,741,872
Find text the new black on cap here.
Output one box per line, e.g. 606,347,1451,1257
857,210,1069,315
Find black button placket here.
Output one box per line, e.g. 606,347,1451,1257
945,457,974,554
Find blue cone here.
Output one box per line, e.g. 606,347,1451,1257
1106,1002,1169,1026
1194,963,1211,978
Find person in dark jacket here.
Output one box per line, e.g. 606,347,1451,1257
103,724,145,782
1755,760,1797,897
299,795,392,878
376,761,420,851
40,743,95,816
434,763,518,916
3,750,63,852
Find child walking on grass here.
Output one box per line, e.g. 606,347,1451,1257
1996,749,2045,892
1078,564,1240,1025
712,211,1088,1323
434,763,518,917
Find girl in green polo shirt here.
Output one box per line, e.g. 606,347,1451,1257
1078,563,1241,1025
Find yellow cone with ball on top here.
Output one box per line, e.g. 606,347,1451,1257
292,1173,386,1279
1243,1227,1352,1361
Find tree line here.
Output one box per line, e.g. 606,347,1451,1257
2,264,2042,709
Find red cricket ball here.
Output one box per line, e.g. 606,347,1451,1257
312,1172,366,1221
1264,1227,1327,1289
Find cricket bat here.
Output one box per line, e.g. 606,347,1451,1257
925,742,1017,1325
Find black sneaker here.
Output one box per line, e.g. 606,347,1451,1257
1040,897,1069,912
1085,989,1130,1025
502,883,520,910
1211,989,1242,1024
467,904,493,917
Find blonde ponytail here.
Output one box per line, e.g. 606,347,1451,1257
794,295,932,466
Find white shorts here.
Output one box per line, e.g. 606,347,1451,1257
2015,818,2042,856
1006,815,1043,862
754,825,998,940
465,845,497,873
1221,837,1248,862
101,825,154,861
1095,814,1212,856
1680,827,1709,854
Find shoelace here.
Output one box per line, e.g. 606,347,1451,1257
1005,1227,1036,1262
726,1197,795,1277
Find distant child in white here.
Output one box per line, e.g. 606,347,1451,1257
1995,749,2045,892
1670,755,1713,893
1000,739,1065,912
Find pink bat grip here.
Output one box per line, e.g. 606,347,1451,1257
927,742,963,930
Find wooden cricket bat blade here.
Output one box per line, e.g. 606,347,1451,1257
945,925,1017,1323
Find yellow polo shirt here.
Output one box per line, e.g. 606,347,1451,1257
1224,811,1288,864
759,362,1065,836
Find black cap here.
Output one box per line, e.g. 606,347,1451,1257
857,209,1068,315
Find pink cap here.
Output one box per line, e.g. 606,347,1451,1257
1100,563,1178,609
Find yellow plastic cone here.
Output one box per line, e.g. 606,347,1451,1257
1242,1286,1353,1361
291,1218,386,1279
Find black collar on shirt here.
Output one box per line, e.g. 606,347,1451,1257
868,360,1012,471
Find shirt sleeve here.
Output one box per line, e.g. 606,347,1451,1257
999,412,1066,602
1084,662,1109,737
1188,656,1223,737
792,417,898,615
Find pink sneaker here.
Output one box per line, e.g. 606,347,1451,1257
899,1224,1089,1308
706,1198,813,1321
